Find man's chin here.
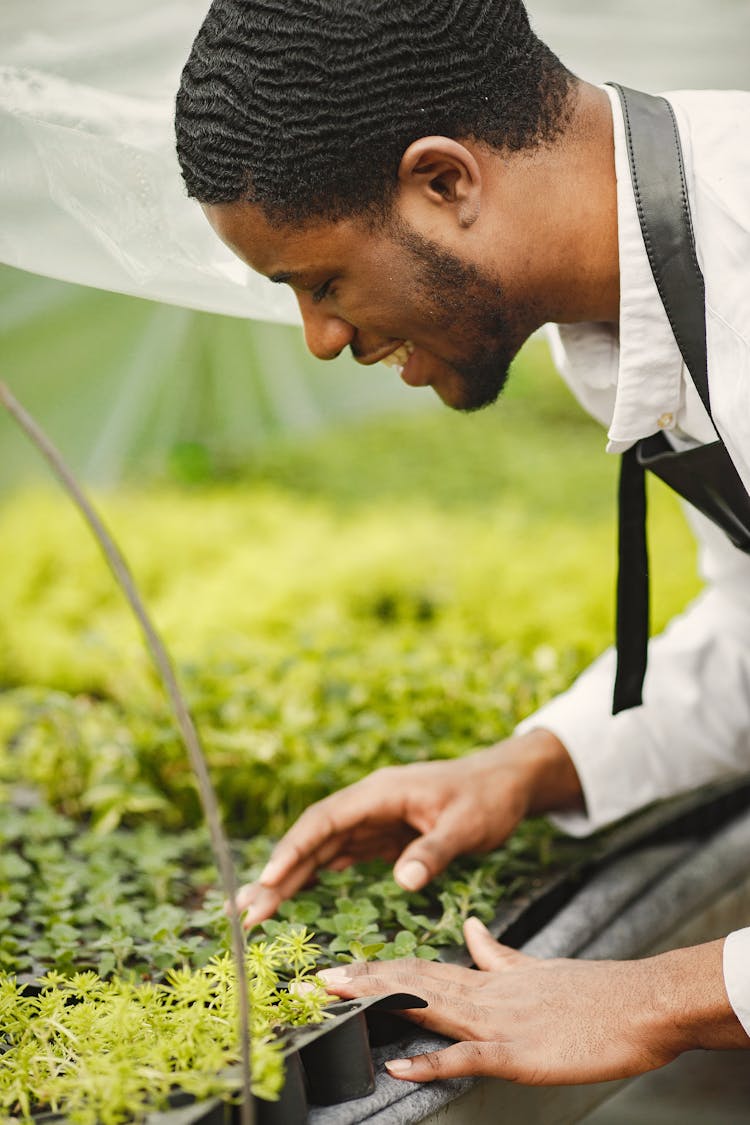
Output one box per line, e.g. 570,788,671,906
433,362,510,413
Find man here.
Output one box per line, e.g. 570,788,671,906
175,0,750,1086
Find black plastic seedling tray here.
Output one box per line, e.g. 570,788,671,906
274,992,427,1121
248,992,425,1124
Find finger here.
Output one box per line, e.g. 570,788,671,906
235,832,351,925
319,824,414,868
393,802,474,891
318,963,426,1001
232,881,283,927
260,779,401,886
386,1041,514,1082
318,961,490,1039
239,850,334,927
320,957,480,992
463,917,533,971
324,855,355,871
338,823,417,862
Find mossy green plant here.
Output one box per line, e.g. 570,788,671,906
0,371,702,1120
0,932,331,1124
0,794,588,982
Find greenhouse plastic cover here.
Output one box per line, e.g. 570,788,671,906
2,2,746,328
0,0,299,324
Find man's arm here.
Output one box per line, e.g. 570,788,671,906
511,507,750,1071
319,918,750,1085
517,509,750,835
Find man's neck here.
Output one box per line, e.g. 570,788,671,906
544,81,620,325
484,80,620,328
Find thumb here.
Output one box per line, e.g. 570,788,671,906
393,804,470,891
386,1041,512,1082
463,916,533,971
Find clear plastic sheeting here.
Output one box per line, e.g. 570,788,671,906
1,1,746,327
0,0,299,324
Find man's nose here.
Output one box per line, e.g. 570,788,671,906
298,296,356,361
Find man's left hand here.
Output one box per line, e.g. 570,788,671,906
318,918,749,1085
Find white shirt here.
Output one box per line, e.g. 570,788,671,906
517,85,750,1035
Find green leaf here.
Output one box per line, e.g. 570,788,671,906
392,930,418,957
416,945,441,960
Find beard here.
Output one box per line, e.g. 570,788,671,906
391,222,530,412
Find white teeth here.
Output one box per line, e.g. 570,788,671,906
381,341,415,368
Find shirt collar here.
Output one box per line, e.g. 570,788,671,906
604,84,685,450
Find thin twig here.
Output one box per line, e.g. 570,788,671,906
0,381,254,1125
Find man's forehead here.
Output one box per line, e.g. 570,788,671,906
201,200,293,273
202,200,367,278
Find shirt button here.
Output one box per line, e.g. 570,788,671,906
657,412,675,429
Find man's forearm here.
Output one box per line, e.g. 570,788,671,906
512,727,586,816
516,583,750,836
656,939,750,1053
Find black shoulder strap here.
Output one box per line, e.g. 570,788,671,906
609,83,711,418
609,84,750,715
609,84,704,715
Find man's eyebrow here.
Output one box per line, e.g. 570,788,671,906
270,270,325,288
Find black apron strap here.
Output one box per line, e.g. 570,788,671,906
609,84,707,714
609,85,750,714
613,445,649,714
611,84,711,413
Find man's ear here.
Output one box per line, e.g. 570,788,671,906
397,136,482,228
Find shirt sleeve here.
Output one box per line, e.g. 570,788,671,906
515,506,750,835
724,929,750,1038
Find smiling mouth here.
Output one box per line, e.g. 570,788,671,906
380,340,415,370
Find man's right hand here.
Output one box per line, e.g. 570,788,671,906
233,728,583,928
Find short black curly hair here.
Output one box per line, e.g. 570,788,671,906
175,0,574,223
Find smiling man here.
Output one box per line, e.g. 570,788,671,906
175,0,750,1091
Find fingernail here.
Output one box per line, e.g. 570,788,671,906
287,980,316,996
259,858,283,884
464,916,488,932
395,859,429,891
318,968,351,985
386,1058,413,1075
241,908,265,930
234,886,255,910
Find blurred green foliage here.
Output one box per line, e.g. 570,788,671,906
0,311,705,1118
0,341,700,837
0,795,574,979
0,264,423,490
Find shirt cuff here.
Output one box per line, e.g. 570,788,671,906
516,584,750,837
515,647,662,836
724,928,750,1038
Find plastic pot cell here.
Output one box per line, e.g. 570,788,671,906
255,1049,308,1125
265,991,427,1118
298,1002,373,1105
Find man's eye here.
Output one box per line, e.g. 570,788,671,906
312,280,334,304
